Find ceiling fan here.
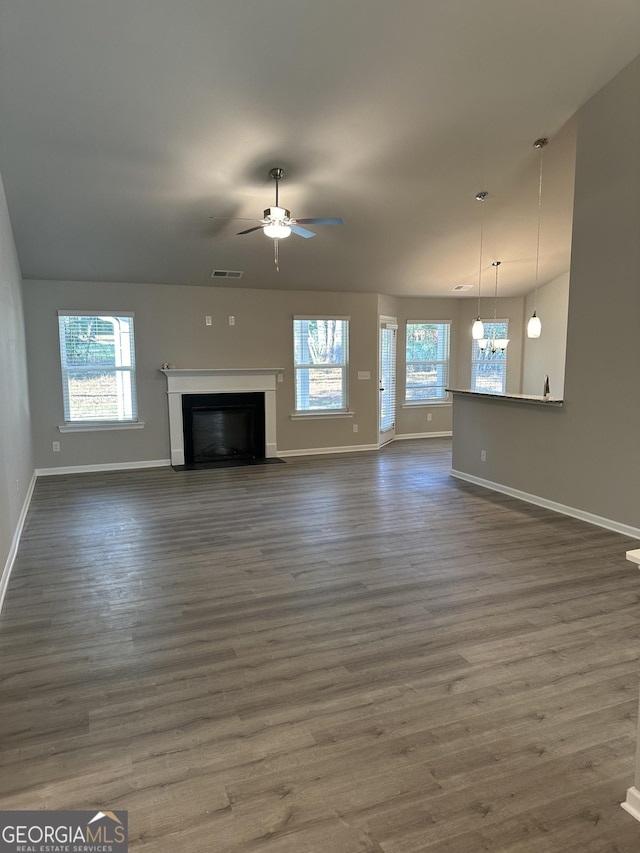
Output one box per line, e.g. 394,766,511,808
220,167,343,272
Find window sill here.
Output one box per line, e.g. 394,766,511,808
402,401,451,409
58,421,145,433
290,411,355,420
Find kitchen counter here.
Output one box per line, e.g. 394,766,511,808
447,389,563,407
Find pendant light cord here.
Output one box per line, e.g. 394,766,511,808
533,138,548,314
491,260,501,351
476,191,487,316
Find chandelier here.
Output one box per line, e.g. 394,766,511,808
478,261,509,353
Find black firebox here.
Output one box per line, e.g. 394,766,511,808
181,392,266,465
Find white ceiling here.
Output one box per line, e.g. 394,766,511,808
1,1,639,298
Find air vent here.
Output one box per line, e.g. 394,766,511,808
452,284,473,292
211,270,244,279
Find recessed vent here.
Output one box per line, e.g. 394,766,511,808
211,270,244,279
452,284,473,292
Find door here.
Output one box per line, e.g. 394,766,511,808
379,317,397,446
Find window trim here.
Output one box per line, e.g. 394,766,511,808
293,316,350,414
404,320,451,405
57,310,139,425
58,421,145,433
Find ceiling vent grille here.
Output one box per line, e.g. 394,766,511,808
211,269,244,279
452,284,473,292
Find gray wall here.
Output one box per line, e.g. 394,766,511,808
0,170,34,592
25,281,485,467
24,280,528,467
522,272,570,397
22,281,378,465
451,54,640,531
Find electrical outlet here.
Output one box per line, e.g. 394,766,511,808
353,424,359,433
228,315,235,326
16,479,20,496
277,373,283,383
480,450,487,462
53,441,61,452
427,413,432,422
205,315,212,326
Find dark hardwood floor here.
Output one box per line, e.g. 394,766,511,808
1,439,640,852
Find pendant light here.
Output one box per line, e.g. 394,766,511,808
478,261,509,353
472,191,488,340
527,137,548,338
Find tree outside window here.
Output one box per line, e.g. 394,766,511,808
405,322,450,403
294,318,349,411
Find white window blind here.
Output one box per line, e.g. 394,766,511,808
293,317,349,412
58,312,138,423
405,322,451,402
471,320,508,394
380,323,396,432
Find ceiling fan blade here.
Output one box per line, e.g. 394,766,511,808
294,217,343,226
236,225,264,236
290,224,316,239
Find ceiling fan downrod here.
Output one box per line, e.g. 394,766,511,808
269,167,284,208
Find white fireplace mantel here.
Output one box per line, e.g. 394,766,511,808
161,368,283,465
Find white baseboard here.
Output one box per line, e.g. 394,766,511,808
450,469,640,541
394,431,452,440
36,459,171,476
0,470,37,615
622,787,640,822
279,443,378,458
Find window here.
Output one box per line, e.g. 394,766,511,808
379,320,397,434
405,322,450,403
471,320,508,394
58,312,138,423
293,317,349,412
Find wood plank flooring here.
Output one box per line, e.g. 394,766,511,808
1,438,640,852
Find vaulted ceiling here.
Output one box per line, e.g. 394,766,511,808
1,1,639,297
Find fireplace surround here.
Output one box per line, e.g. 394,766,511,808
161,368,282,466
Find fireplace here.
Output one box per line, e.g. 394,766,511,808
161,368,282,466
182,392,265,464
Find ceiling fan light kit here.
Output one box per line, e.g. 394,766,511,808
263,209,292,240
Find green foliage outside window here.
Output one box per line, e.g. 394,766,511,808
405,322,450,402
